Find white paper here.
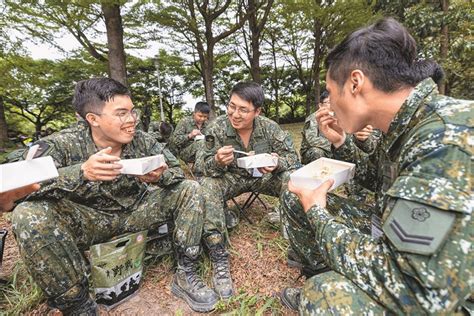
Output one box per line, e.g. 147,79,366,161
236,153,278,169
194,134,205,141
0,156,59,193
290,157,355,191
119,155,165,175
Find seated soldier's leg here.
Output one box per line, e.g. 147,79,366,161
200,174,249,299
12,200,118,315
280,189,326,272
124,180,218,313
253,171,289,227
299,271,386,314
281,189,374,270
178,142,198,164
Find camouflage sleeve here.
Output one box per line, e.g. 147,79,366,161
194,124,227,177
272,129,300,173
333,136,378,192
148,122,159,133
352,129,381,155
20,139,86,200
300,119,332,164
306,200,472,313
169,118,191,151
147,136,185,187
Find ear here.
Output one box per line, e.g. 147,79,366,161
350,70,365,94
85,113,100,127
255,107,262,116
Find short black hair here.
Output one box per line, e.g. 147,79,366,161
194,101,210,114
325,18,443,92
230,82,265,109
73,78,131,119
320,90,329,101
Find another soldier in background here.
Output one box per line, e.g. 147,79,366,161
11,78,218,314
148,120,174,144
195,82,300,299
169,101,210,163
280,18,472,314
300,90,381,203
299,90,332,164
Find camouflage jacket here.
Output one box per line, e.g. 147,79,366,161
352,128,382,155
169,115,208,153
299,112,332,165
148,121,173,143
307,78,473,313
22,123,184,212
300,112,381,165
195,115,299,178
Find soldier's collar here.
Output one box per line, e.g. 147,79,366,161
384,78,437,153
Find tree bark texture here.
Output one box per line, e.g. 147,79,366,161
102,2,128,87
0,97,9,148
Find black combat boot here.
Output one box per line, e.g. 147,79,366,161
280,287,301,311
171,247,219,312
48,281,98,316
205,233,234,299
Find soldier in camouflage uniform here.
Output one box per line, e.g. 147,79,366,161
280,18,473,314
11,78,218,314
300,90,381,204
168,101,210,163
195,82,300,299
148,120,174,144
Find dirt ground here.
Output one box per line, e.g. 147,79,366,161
0,193,303,315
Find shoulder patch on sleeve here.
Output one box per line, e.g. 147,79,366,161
205,135,215,150
383,199,456,255
22,140,51,159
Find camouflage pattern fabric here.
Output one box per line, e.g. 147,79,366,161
201,171,290,236
195,115,300,236
11,123,205,299
169,115,209,163
300,112,381,203
282,78,473,314
353,128,382,155
148,121,173,144
299,112,332,165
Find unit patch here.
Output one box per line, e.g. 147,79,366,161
383,199,456,255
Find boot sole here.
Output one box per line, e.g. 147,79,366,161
280,289,299,311
171,281,218,313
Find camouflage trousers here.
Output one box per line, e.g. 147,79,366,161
344,180,373,204
281,190,373,269
11,180,204,299
177,142,199,164
201,171,290,237
300,271,386,315
280,190,387,313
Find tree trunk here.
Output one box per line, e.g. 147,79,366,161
0,96,9,148
439,0,449,95
202,46,216,116
248,0,261,84
312,18,322,113
102,2,128,86
269,35,280,123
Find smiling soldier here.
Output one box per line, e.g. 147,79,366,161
11,78,218,314
195,82,300,299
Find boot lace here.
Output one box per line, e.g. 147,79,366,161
183,256,206,290
212,247,230,280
